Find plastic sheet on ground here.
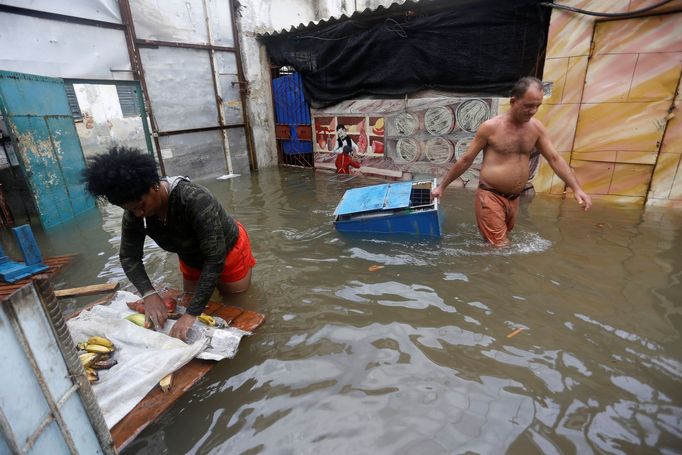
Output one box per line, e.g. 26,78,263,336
66,291,251,428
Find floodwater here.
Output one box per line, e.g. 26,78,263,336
22,167,682,454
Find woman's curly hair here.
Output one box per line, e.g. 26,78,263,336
83,146,160,205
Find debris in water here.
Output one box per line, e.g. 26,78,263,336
506,327,525,338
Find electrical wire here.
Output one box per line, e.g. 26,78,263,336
542,0,675,18
384,18,408,38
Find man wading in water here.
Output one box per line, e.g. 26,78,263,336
431,76,592,246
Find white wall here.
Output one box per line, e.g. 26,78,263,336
73,85,148,159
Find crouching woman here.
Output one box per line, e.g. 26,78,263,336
83,146,256,340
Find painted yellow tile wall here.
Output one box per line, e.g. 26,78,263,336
571,160,614,194
628,53,682,102
537,4,682,206
649,79,682,202
609,163,654,196
535,103,580,153
573,101,671,153
562,56,589,104
649,153,681,199
543,58,569,104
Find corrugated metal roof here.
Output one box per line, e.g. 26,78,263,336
258,0,452,38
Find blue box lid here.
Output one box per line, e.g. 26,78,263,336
334,181,414,216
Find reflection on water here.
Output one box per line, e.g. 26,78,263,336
29,167,682,454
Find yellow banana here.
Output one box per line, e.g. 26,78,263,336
198,313,216,327
159,373,173,392
76,341,88,351
85,367,99,383
79,352,100,368
85,344,113,355
87,336,114,349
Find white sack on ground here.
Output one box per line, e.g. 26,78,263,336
67,291,251,427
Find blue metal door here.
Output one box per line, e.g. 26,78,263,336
0,71,95,229
272,72,313,166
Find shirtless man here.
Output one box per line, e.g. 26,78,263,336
431,77,592,246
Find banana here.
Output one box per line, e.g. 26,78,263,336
85,344,114,355
79,352,100,368
87,336,114,349
76,341,88,351
91,358,118,370
159,373,173,392
125,313,147,327
198,313,216,327
85,367,99,383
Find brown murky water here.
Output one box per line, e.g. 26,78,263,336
19,167,682,454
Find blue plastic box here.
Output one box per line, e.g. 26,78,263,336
333,179,443,237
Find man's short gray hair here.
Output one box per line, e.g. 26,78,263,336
510,76,543,99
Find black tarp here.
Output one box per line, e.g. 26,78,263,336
261,0,551,108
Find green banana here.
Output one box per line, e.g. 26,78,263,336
125,313,147,327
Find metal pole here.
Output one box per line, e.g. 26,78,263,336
229,0,258,171
204,0,234,176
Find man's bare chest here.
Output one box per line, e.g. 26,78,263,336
488,129,538,156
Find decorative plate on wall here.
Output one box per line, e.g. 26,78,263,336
455,136,483,167
396,138,422,162
393,112,419,136
425,137,454,164
424,106,455,136
455,99,490,133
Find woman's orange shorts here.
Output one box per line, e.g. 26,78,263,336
179,222,256,283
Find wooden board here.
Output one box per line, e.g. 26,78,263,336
55,282,119,298
105,297,264,450
110,358,214,450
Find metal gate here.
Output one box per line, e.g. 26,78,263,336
120,0,256,178
272,72,313,167
0,279,114,454
0,71,95,230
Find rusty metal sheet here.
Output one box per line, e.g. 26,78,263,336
296,125,312,141
275,125,291,140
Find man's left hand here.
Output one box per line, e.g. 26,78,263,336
574,189,592,211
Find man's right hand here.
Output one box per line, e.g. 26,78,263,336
431,186,444,200
143,294,168,331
